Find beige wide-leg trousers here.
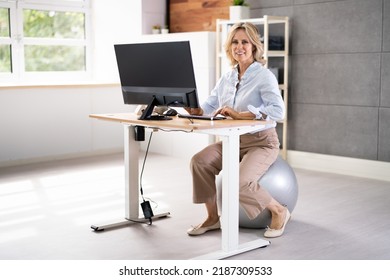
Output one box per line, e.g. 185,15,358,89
190,127,280,220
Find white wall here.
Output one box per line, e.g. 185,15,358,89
0,84,130,166
142,0,167,34
91,0,143,82
91,0,168,79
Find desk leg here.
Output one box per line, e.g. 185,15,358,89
124,124,140,220
221,133,240,252
91,125,169,231
193,133,270,259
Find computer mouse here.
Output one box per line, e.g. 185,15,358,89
163,108,178,116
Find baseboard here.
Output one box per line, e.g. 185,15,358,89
287,150,390,182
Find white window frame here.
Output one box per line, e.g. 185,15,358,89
0,0,91,84
0,1,17,80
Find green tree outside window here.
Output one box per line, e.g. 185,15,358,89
23,9,85,39
25,45,85,71
23,9,86,72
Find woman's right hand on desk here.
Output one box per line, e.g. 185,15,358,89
214,106,256,120
185,107,203,116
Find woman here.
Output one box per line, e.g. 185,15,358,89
186,22,290,238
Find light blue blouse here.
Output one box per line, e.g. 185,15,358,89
202,61,285,129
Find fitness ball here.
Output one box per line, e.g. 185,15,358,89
217,156,298,229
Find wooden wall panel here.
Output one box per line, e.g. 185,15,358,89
169,0,230,32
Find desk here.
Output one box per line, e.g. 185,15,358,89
89,113,271,259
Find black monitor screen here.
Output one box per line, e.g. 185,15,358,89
114,41,199,120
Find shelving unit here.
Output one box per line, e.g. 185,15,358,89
216,16,289,160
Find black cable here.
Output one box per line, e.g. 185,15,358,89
139,131,153,225
139,131,153,197
138,127,192,225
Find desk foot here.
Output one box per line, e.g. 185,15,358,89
191,239,270,260
91,212,170,232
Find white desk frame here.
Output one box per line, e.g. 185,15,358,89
90,114,270,259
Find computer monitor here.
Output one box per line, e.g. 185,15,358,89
114,41,199,120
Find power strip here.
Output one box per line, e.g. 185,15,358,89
141,201,154,219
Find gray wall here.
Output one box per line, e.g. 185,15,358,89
248,0,390,162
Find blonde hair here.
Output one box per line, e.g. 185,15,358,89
224,22,266,66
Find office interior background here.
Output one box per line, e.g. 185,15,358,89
1,0,390,260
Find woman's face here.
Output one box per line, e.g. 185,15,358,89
231,29,254,65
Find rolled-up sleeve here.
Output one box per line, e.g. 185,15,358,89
254,71,285,121
201,75,224,115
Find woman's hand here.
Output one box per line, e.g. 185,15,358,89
214,106,238,119
185,107,203,116
214,106,256,120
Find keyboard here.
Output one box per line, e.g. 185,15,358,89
178,114,226,121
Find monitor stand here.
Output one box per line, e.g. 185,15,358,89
139,96,172,121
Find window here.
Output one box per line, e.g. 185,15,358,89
0,0,91,83
0,6,11,73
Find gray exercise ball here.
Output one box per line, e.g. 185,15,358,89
217,156,298,229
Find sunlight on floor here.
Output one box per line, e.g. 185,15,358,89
0,162,128,244
0,180,35,195
57,199,123,215
0,215,45,227
0,228,38,244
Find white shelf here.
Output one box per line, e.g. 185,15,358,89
267,50,287,57
216,16,289,25
216,16,289,160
